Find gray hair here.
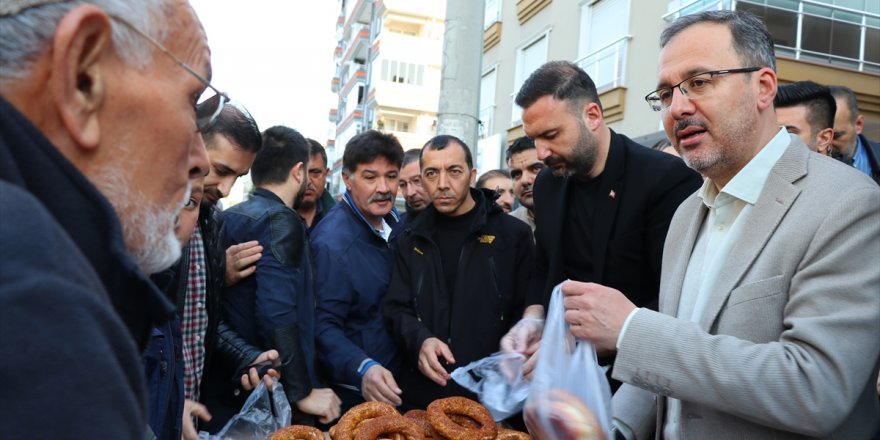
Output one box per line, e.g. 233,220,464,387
0,0,167,80
660,10,776,72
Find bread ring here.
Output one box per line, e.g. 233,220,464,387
268,425,324,440
404,409,435,438
331,401,400,440
426,397,497,440
495,428,530,440
448,414,480,429
353,415,425,440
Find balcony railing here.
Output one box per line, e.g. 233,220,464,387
574,35,632,92
510,92,522,127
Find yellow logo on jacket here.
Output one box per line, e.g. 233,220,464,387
478,235,495,244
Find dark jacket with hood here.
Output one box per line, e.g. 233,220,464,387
383,188,534,409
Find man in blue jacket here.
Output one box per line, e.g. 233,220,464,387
312,130,405,413
222,125,342,426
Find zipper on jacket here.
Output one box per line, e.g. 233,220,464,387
488,255,502,321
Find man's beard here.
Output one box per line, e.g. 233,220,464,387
93,167,188,274
292,180,309,210
547,118,598,178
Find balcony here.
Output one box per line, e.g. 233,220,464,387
575,35,631,92
329,108,338,123
479,105,495,138
331,76,340,93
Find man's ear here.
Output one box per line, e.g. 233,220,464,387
583,101,604,132
469,167,477,186
855,114,865,135
755,68,778,112
50,5,113,150
291,162,305,184
816,127,834,155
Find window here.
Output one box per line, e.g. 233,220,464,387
577,0,631,90
484,0,501,29
512,31,549,124
480,67,497,137
733,0,879,71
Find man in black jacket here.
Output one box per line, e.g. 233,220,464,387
384,135,534,410
500,61,702,390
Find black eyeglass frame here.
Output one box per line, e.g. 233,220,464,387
644,67,761,112
106,13,229,132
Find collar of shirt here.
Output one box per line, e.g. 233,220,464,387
852,135,872,175
697,127,791,209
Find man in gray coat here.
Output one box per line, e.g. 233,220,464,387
561,10,880,439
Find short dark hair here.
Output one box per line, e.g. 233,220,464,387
402,148,422,168
308,139,328,169
252,126,310,186
342,130,404,174
775,81,836,133
421,134,473,170
203,103,262,153
506,136,535,161
515,61,602,113
661,10,776,72
829,85,860,125
476,169,510,189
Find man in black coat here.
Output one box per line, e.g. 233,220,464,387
384,135,534,410
500,61,702,390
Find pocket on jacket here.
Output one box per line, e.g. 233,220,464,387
726,274,786,307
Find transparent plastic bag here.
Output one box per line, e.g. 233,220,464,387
451,351,529,421
199,379,292,440
524,284,612,440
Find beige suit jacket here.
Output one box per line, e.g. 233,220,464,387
612,140,880,439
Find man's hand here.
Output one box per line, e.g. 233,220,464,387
225,241,262,286
561,280,636,352
362,364,403,406
240,349,281,391
181,399,211,440
418,337,455,386
500,317,544,355
296,388,342,424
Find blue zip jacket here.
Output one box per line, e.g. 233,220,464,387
221,188,318,399
311,192,403,390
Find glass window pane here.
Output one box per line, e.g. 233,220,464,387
802,15,832,54
390,61,398,82
865,27,880,63
767,0,799,12
417,65,425,85
408,63,416,85
830,20,861,59
737,3,797,47
803,4,833,16
381,59,388,81
832,10,862,25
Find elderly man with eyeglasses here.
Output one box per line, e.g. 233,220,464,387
0,0,221,437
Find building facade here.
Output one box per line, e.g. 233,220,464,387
479,0,880,169
328,0,446,195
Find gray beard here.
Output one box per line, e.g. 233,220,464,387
92,167,186,274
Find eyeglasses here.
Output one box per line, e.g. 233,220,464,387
644,67,761,112
107,14,229,132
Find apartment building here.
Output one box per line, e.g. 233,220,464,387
479,0,880,170
328,0,446,194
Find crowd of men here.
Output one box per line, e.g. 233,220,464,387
1,1,878,439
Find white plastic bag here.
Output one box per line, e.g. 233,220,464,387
199,379,291,440
524,284,612,440
451,351,529,421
